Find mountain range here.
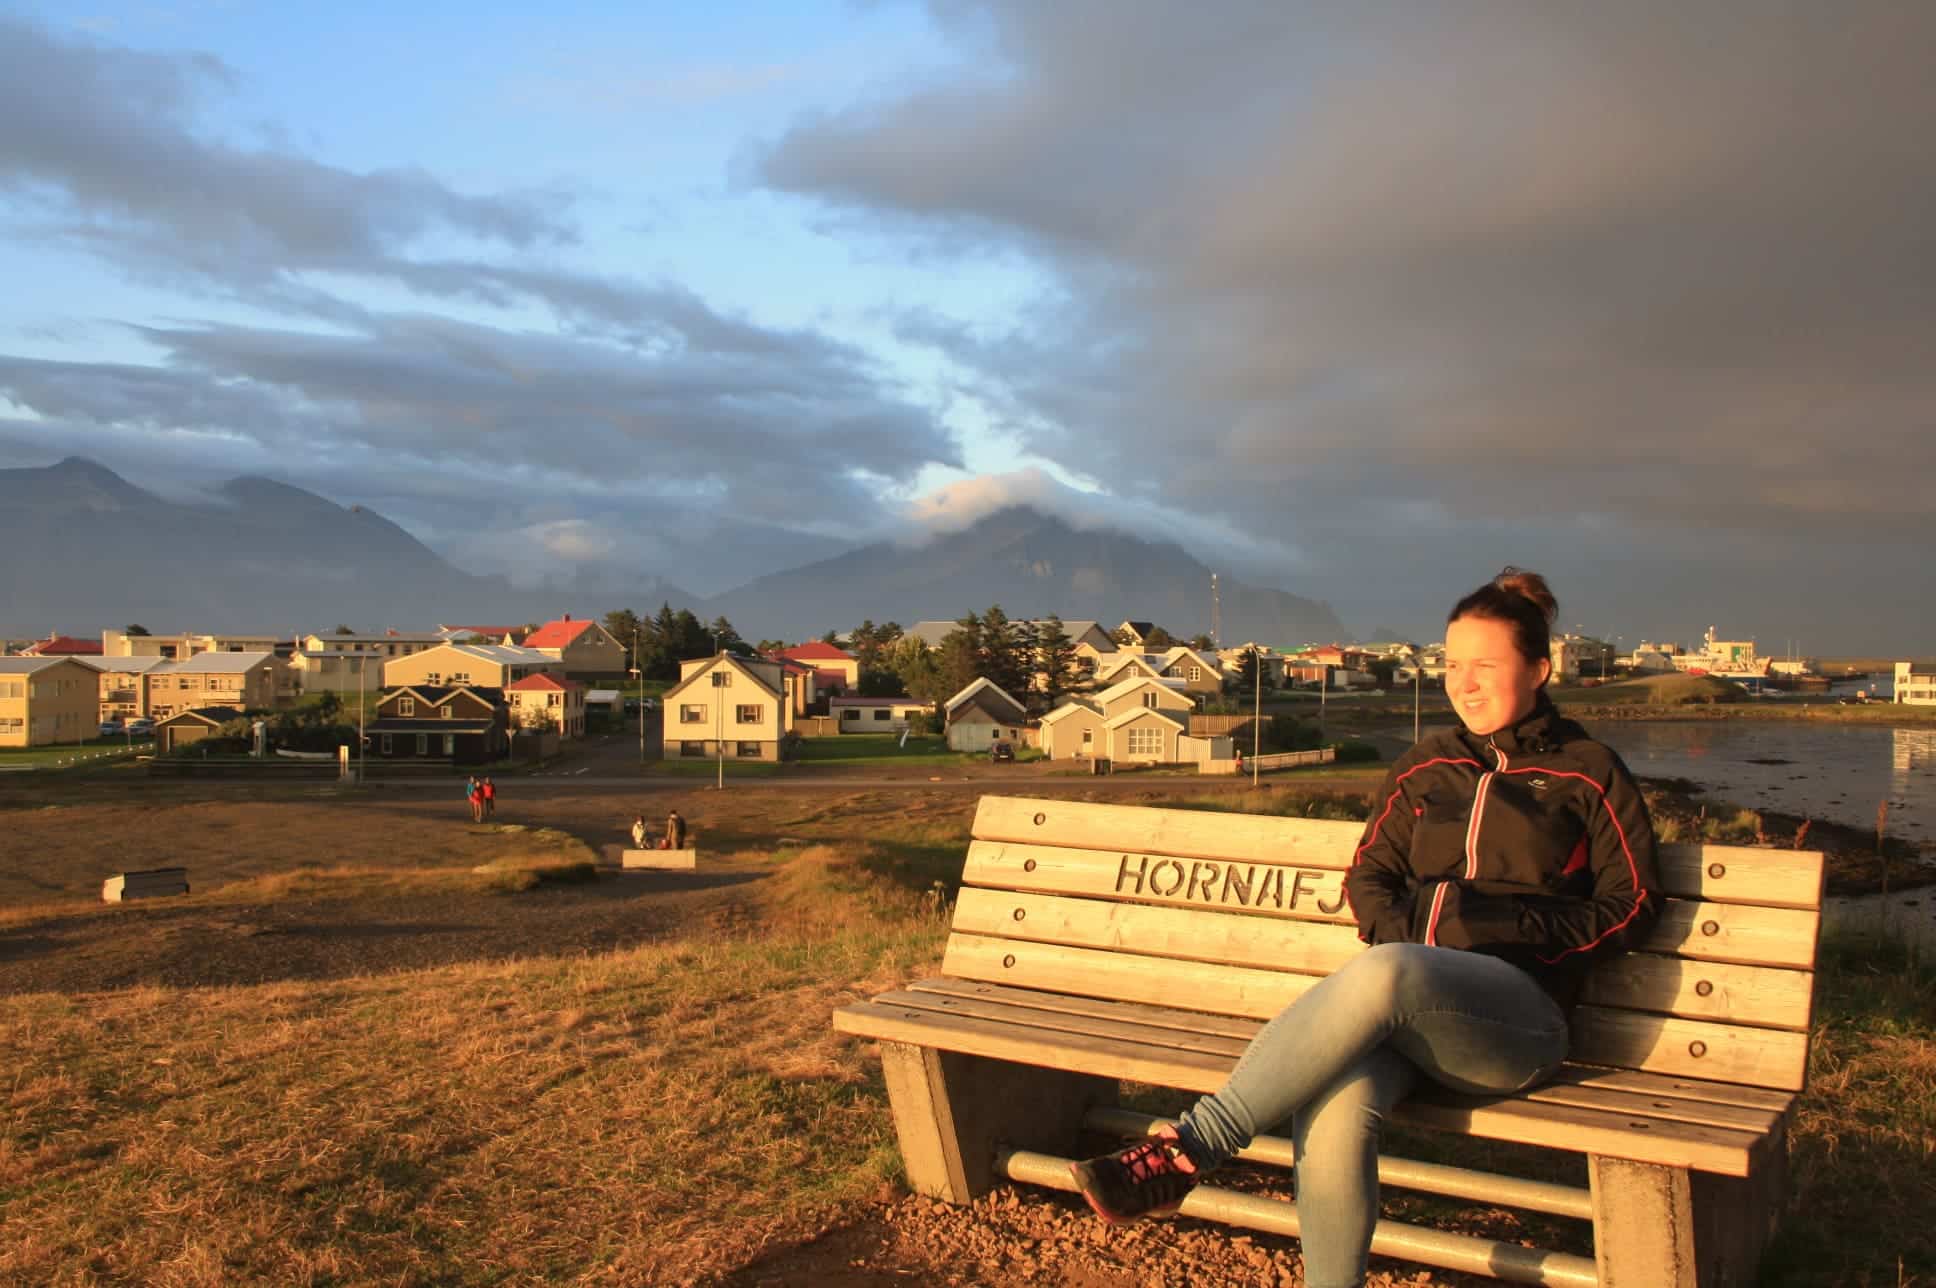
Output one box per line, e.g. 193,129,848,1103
0,458,1347,646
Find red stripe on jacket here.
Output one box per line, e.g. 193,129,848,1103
1496,766,1650,963
1346,756,1482,936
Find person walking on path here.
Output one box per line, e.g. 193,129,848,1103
481,776,497,820
465,775,481,823
664,809,687,851
1070,568,1663,1288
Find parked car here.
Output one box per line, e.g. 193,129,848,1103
990,741,1015,763
98,719,125,737
125,717,156,737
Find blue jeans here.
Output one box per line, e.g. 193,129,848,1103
1175,943,1569,1288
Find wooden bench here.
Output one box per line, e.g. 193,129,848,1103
833,796,1825,1287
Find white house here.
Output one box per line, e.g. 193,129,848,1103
661,654,797,761
1896,662,1936,706
830,696,930,733
1038,698,1107,760
942,678,1029,752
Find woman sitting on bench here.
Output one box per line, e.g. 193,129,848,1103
1073,567,1664,1288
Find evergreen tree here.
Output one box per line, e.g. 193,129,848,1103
936,623,981,698
980,605,1024,697
1144,625,1175,649
1188,633,1214,651
708,616,743,654
1035,615,1077,705
603,609,641,671
669,609,712,661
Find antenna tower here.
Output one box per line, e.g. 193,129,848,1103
1210,573,1221,648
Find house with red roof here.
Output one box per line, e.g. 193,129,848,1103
504,672,587,739
519,615,627,682
775,641,859,691
21,634,104,657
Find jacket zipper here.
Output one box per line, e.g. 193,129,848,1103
1464,736,1507,880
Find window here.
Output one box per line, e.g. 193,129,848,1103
1081,728,1093,745
681,704,706,724
443,734,455,756
1127,727,1163,757
1188,666,1202,682
735,704,761,724
0,718,20,732
415,734,429,755
681,740,707,757
738,741,762,757
840,708,859,721
380,734,393,754
399,697,416,716
716,671,732,687
1142,691,1158,709
872,709,891,721
441,704,453,718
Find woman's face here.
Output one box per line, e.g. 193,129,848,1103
1444,615,1549,737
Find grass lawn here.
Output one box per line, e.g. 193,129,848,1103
794,733,976,767
0,739,149,769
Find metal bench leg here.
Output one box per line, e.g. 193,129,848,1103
1590,1135,1786,1288
879,1042,1112,1204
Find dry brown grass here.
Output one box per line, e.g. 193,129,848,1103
0,843,947,1287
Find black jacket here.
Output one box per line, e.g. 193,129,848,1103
1343,698,1662,1009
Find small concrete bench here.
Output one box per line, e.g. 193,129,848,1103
834,795,1825,1287
621,848,697,871
103,867,190,902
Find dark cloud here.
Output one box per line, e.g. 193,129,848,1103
761,2,1936,648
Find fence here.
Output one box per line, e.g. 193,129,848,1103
1200,746,1337,776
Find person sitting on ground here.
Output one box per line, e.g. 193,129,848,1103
631,815,649,849
1070,568,1663,1288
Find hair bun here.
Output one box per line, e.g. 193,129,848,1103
1493,566,1558,623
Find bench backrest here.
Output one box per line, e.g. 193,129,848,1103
945,796,1825,1093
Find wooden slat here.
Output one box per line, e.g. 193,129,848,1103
834,998,1762,1175
1645,900,1819,970
1657,843,1824,910
1568,1007,1807,1092
971,797,1825,909
1540,1065,1794,1114
973,795,1361,866
1577,953,1813,1031
963,838,1355,922
940,932,1808,1090
880,986,1780,1135
951,887,1363,973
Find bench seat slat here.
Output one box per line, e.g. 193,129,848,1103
942,932,1809,1091
833,998,1762,1176
875,986,1783,1135
972,797,1825,909
903,978,1799,1114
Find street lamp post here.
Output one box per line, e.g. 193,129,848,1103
712,662,726,790
1413,665,1421,744
633,627,646,765
357,653,366,783
1251,647,1261,788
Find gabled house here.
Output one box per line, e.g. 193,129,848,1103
21,633,103,657
101,630,291,660
1153,646,1224,701
504,673,587,739
1102,705,1191,763
367,685,509,763
1114,621,1157,647
520,616,628,682
144,651,287,720
0,656,99,747
78,654,170,721
661,654,795,762
154,706,244,753
1217,643,1289,689
776,641,861,692
942,678,1029,752
1093,675,1196,722
1037,698,1107,760
380,643,562,691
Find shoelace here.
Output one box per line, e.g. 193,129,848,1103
1122,1137,1188,1183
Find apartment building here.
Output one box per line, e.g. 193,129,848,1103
0,657,100,747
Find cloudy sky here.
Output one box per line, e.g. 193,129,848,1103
2,2,1931,651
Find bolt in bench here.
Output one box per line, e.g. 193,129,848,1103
833,795,1824,1287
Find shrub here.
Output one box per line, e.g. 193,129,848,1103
1330,739,1381,764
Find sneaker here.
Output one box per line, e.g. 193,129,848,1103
1071,1125,1200,1224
